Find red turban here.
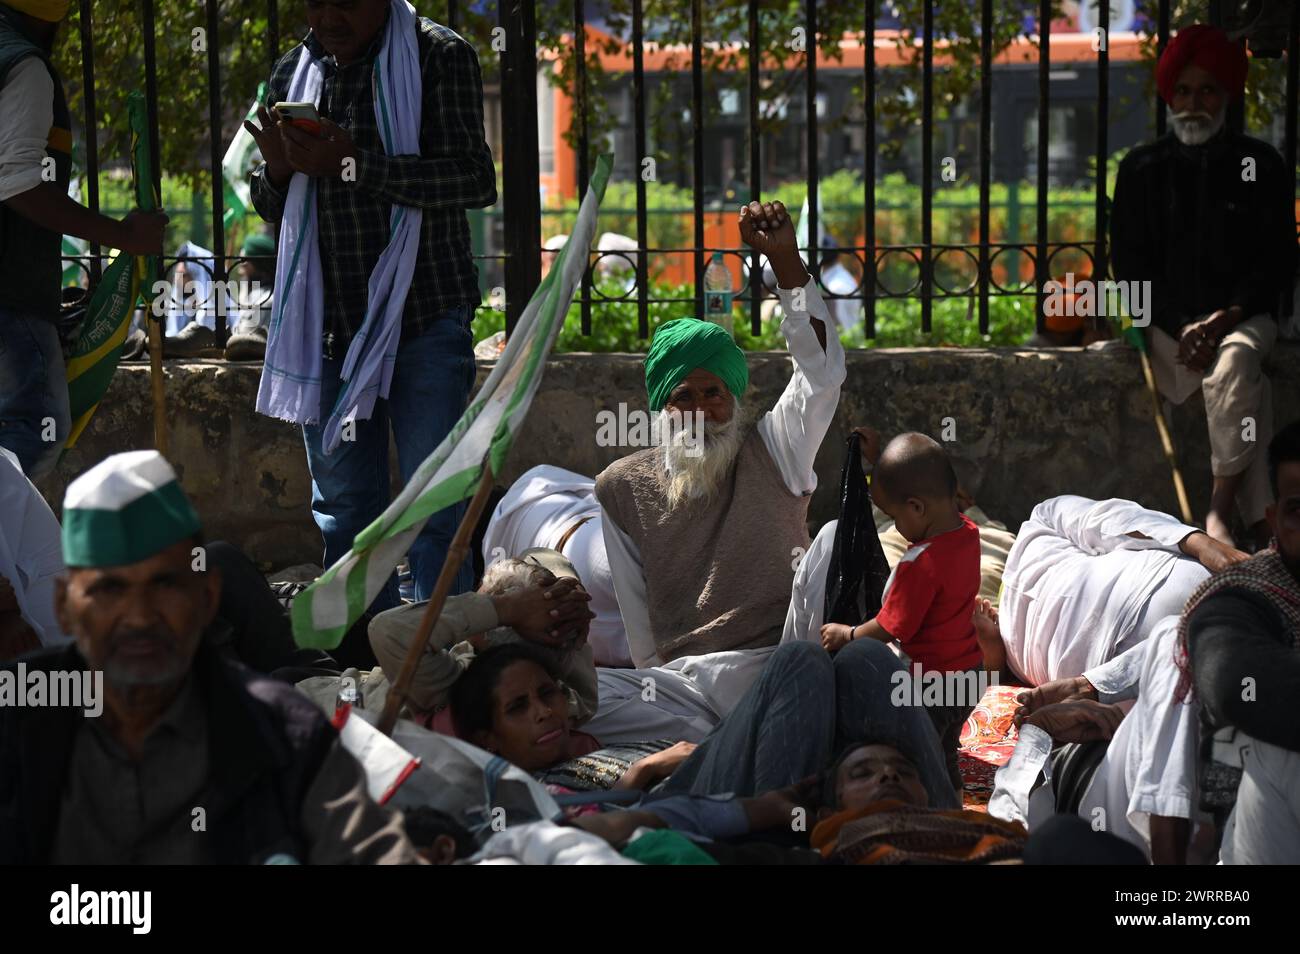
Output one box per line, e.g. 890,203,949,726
1156,24,1248,104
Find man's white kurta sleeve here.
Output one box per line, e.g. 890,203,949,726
0,58,54,202
1082,635,1150,704
988,723,1054,826
599,514,662,669
757,277,847,497
1028,495,1196,555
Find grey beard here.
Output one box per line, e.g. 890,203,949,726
1169,105,1226,146
660,406,745,510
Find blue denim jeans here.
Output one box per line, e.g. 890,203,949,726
662,639,961,810
0,308,70,480
302,308,477,616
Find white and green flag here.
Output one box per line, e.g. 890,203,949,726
222,84,267,230
291,153,613,650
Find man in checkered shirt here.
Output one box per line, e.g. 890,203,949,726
246,0,496,667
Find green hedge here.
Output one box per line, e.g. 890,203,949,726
473,279,1040,352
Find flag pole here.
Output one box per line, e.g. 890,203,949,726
377,461,498,736
147,317,168,454
1137,346,1193,524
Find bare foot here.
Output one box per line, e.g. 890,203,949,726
972,597,1006,677
1180,530,1249,574
1204,509,1236,548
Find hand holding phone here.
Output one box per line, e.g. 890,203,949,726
274,101,322,137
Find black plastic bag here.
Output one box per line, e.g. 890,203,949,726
822,432,892,626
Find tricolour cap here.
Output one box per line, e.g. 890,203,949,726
62,451,201,568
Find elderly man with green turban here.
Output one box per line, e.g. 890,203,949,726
587,199,846,744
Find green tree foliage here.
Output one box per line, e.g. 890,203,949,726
51,1,1069,188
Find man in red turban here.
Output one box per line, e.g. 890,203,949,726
1111,25,1297,549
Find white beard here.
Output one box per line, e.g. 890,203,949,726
1169,104,1226,146
660,402,745,511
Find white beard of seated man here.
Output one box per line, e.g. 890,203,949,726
584,199,846,745
661,402,746,512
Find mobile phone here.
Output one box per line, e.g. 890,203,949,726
274,101,322,136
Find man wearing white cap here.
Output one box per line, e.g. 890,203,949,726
0,450,417,864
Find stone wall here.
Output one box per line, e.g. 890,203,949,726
39,344,1300,568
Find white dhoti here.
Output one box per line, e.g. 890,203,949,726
0,448,68,646
1149,315,1276,527
586,646,778,744
1221,735,1300,864
999,495,1209,685
482,465,631,667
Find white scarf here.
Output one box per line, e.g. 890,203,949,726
257,0,423,455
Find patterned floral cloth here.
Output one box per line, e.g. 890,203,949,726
958,682,1025,811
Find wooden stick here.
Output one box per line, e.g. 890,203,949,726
377,463,497,736
147,317,168,455
1137,347,1194,525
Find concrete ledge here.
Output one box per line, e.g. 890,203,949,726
38,344,1300,567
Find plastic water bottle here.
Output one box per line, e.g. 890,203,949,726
703,252,734,336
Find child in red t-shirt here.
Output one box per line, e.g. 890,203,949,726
820,430,983,796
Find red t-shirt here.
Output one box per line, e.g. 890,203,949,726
874,514,982,674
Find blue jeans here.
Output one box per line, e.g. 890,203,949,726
303,309,476,617
0,309,70,480
662,640,960,810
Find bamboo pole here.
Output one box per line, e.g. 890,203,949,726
377,463,497,736
147,317,168,455
1137,346,1194,525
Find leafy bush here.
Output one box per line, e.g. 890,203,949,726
472,279,1039,353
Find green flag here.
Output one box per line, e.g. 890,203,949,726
64,92,155,449
291,154,613,650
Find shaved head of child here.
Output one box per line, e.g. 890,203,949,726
871,433,961,543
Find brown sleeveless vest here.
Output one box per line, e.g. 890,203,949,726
596,427,811,662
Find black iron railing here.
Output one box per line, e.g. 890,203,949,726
59,0,1300,348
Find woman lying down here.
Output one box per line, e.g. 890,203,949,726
363,550,697,798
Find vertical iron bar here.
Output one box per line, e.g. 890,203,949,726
1285,0,1299,186
1094,0,1109,284
447,0,460,34
977,0,991,335
77,0,101,285
864,0,876,338
206,0,228,348
748,0,762,335
692,0,705,318
806,0,818,276
267,0,279,70
1156,0,1170,137
574,0,591,335
1035,0,1050,334
140,0,164,309
920,0,933,333
500,0,541,336
633,0,649,339
140,0,163,229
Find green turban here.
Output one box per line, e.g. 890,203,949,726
644,318,748,412
241,233,275,257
